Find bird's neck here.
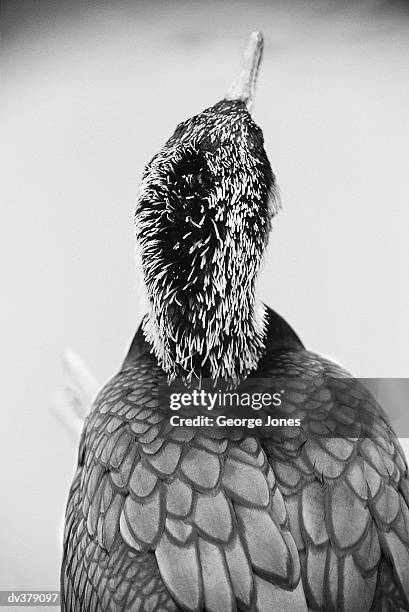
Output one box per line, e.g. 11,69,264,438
142,286,267,384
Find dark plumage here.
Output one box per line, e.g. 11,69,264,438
61,32,409,611
136,96,277,385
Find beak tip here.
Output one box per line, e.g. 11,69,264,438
250,31,264,46
225,31,265,112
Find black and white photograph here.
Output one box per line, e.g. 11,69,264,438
2,1,409,610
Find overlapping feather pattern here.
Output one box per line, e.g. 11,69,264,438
61,322,409,611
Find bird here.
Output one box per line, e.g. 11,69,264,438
61,32,409,611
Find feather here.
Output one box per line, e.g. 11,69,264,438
320,437,354,461
274,460,301,488
329,480,370,550
235,505,297,583
119,511,143,551
195,436,228,454
306,546,326,609
342,555,377,611
86,463,105,501
392,496,409,543
194,491,234,543
170,426,196,443
224,531,254,607
227,446,265,467
399,477,409,507
147,442,182,475
301,482,328,546
165,518,193,543
373,484,400,526
381,530,409,603
123,488,163,546
254,576,307,611
353,520,380,573
239,437,259,454
100,475,114,512
266,467,276,489
270,485,287,526
86,480,103,537
181,448,221,489
142,438,165,455
138,425,161,445
129,461,157,498
102,493,123,551
155,533,203,611
305,442,346,479
361,440,389,477
117,446,139,487
377,445,396,477
284,494,305,551
222,457,270,507
106,416,123,434
166,478,194,518
363,461,382,499
345,459,368,501
282,530,301,586
324,548,339,611
130,421,151,434
198,538,235,612
109,431,133,469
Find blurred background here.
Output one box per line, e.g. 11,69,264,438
1,0,409,595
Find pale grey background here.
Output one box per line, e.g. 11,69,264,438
1,0,409,593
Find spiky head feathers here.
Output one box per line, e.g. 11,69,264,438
135,99,278,383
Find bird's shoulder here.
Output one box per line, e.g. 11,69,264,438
68,319,409,611
69,353,310,610
257,348,409,611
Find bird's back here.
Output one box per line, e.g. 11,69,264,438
61,308,409,611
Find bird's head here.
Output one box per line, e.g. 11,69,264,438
135,32,279,384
